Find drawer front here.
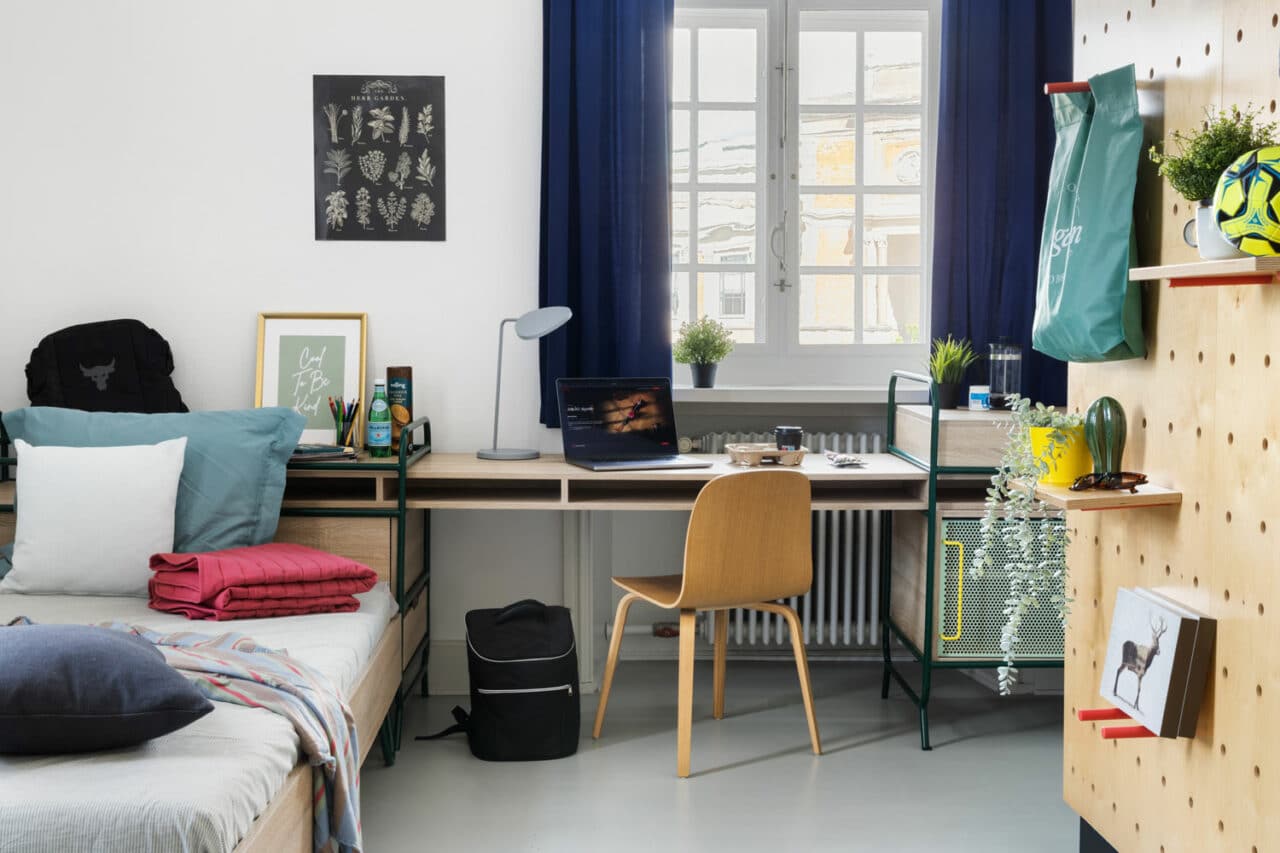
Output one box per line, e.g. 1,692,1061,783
402,584,428,673
274,516,393,581
0,513,13,545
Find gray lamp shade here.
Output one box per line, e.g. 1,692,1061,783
514,306,573,340
478,305,573,460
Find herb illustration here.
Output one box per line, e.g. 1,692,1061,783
324,190,349,230
377,191,407,231
321,103,345,144
323,149,352,184
355,187,373,230
416,105,434,141
410,193,436,228
414,149,436,185
368,106,395,141
350,104,364,145
387,152,412,190
358,150,387,184
399,106,411,147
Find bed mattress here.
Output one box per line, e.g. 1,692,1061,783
0,584,396,853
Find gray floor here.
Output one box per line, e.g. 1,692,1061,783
362,661,1077,852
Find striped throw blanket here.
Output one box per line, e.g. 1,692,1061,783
7,617,363,853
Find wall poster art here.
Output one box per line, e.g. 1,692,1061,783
313,75,445,242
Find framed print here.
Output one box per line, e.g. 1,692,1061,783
255,312,367,445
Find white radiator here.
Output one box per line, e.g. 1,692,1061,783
691,430,884,649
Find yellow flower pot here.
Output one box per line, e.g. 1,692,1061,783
1029,425,1090,486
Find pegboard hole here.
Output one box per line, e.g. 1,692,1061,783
1091,782,1096,792
1189,797,1194,808
1262,521,1269,535
1223,665,1229,678
1196,426,1203,439
1134,823,1139,833
1104,22,1109,33
1221,743,1228,755
1136,756,1141,766
1272,100,1278,115
1083,33,1088,45
1139,553,1145,564
1204,42,1211,56
1266,354,1272,367
1255,765,1261,778
1230,352,1237,365
1237,28,1244,42
1224,588,1231,600
1168,422,1174,434
1259,602,1265,615
1194,576,1200,588
1126,10,1132,21
1093,536,1099,546
1259,684,1264,698
1161,775,1166,786
1148,67,1155,79
1172,203,1179,216
1142,417,1148,429
1219,821,1225,832
1227,511,1233,524
1168,349,1175,361
1274,12,1279,26
1115,544,1121,555
1198,350,1204,363
1264,437,1270,451
1164,564,1171,576
1112,801,1117,810
1228,432,1235,444
1175,55,1182,68
1195,501,1201,513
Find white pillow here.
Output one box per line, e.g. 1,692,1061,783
3,437,188,596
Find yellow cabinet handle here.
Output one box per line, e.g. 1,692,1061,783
939,540,964,642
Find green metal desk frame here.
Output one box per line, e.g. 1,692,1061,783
880,372,1062,751
0,413,432,769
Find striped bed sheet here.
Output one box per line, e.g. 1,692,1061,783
0,583,395,853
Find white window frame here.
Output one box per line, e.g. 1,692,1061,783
673,0,941,388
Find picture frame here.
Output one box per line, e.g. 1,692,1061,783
255,312,368,446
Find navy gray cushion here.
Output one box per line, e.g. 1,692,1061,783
0,624,213,754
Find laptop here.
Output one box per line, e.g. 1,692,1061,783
556,377,712,471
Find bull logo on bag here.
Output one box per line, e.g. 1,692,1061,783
79,359,116,391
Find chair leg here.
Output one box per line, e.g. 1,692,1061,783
677,608,697,778
712,609,728,720
593,592,638,740
758,602,822,755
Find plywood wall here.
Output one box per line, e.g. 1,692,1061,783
1068,2,1280,850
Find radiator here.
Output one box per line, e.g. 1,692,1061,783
691,430,884,649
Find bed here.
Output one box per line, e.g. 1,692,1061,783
0,584,401,853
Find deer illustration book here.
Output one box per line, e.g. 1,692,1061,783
1113,615,1167,710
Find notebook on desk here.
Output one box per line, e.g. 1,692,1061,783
556,377,712,471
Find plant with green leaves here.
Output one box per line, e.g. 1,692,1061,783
972,396,1082,694
928,335,979,384
673,316,735,365
1149,104,1278,202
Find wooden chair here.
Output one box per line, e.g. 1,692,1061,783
592,468,821,777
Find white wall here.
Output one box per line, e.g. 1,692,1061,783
0,0,563,686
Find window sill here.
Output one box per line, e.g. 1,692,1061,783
672,385,929,405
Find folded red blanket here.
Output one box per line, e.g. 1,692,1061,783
152,575,377,606
150,595,362,621
150,543,378,602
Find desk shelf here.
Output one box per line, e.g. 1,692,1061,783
1032,481,1183,511
1129,257,1280,287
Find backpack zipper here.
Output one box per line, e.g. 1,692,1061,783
476,684,574,696
466,635,576,664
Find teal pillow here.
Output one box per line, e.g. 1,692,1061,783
0,543,11,580
2,408,304,553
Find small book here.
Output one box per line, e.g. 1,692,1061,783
290,444,357,462
1134,589,1216,738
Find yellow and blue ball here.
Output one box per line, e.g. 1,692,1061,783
1214,146,1280,256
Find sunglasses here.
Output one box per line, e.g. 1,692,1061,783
1070,472,1149,492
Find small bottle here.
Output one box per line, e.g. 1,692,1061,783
367,382,392,457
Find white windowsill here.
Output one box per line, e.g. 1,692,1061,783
672,385,930,405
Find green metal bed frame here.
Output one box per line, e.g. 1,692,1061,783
880,371,1062,750
0,413,432,768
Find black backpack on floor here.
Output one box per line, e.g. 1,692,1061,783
26,319,187,413
419,599,579,761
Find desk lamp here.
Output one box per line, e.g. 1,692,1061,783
477,306,572,460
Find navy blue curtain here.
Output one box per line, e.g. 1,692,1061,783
539,0,675,426
931,0,1072,405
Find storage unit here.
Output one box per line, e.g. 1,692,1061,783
893,404,1010,469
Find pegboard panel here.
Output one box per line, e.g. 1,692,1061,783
1067,3,1280,851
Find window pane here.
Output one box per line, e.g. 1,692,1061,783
799,113,855,186
799,274,855,345
672,110,690,183
671,272,691,338
698,28,757,102
697,110,756,184
865,113,921,186
799,31,857,105
800,194,856,266
863,194,920,265
672,191,690,264
673,28,691,102
697,191,756,263
865,32,921,105
864,274,921,343
698,272,757,343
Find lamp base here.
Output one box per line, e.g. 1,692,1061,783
477,448,541,461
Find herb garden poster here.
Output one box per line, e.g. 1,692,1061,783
313,75,445,241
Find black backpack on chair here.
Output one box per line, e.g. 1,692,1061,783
26,319,188,413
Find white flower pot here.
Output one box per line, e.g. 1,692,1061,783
1184,201,1246,260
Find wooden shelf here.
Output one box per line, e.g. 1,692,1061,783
1129,257,1280,287
1032,481,1183,512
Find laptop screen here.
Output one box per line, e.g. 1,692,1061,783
557,378,680,461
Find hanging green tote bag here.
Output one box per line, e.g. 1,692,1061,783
1032,64,1146,363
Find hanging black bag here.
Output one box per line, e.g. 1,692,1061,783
418,599,579,761
25,319,188,413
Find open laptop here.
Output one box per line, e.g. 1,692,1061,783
556,377,712,471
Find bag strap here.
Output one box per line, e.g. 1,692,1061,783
414,705,469,741
495,599,548,624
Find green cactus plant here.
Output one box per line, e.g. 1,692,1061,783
1084,396,1127,474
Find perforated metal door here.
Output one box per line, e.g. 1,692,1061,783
935,518,1065,660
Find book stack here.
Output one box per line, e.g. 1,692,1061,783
1099,587,1217,738
289,444,358,463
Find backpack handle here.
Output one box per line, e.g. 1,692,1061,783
495,599,549,624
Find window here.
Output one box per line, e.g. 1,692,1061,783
671,0,939,386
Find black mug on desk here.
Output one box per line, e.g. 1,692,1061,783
774,426,803,451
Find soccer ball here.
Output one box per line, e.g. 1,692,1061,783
1214,146,1280,255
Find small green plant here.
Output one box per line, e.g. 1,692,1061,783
1149,105,1278,202
673,316,735,365
973,396,1083,694
928,335,979,384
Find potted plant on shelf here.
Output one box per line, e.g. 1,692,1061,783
927,335,979,409
673,316,735,389
972,397,1084,694
1149,104,1277,260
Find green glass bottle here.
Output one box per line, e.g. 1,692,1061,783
1084,396,1127,474
367,382,392,458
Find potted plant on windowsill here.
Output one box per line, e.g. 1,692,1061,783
927,335,979,409
673,316,735,389
1149,105,1277,260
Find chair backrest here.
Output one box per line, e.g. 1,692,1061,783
674,469,813,610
